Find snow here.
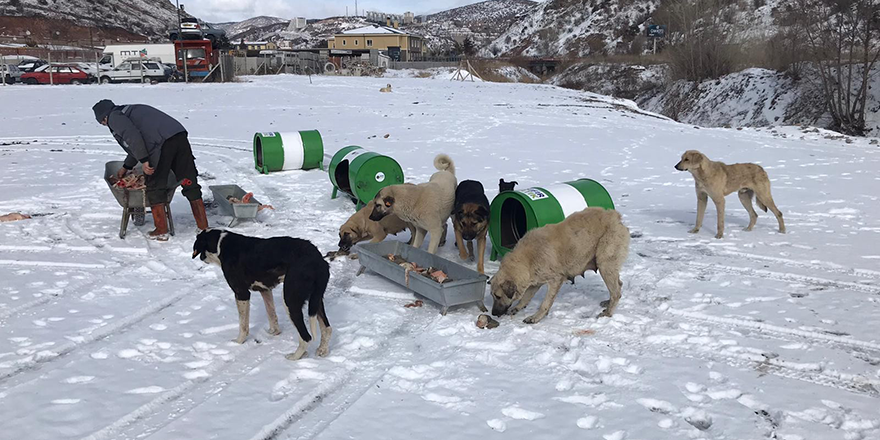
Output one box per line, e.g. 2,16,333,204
342,25,405,35
1,75,880,440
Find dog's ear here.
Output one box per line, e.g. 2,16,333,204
501,281,517,299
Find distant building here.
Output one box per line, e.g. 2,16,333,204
328,25,425,61
287,17,307,31
243,41,276,51
403,12,414,24
415,15,427,24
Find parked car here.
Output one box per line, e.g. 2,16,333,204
169,18,226,47
99,59,167,84
1,64,23,84
74,62,107,77
17,59,47,72
21,65,90,84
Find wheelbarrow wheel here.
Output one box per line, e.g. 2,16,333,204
132,208,146,226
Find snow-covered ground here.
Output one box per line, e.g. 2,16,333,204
1,76,879,440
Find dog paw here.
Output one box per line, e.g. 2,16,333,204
523,315,543,324
779,228,787,234
285,351,308,361
688,228,700,234
714,233,724,239
458,252,469,260
267,327,281,336
597,309,613,319
316,346,329,357
743,227,753,231
232,336,248,344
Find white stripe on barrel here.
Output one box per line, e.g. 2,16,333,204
544,183,588,218
279,132,304,170
341,148,366,164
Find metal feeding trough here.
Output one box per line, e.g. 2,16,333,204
253,130,324,174
328,146,404,209
488,178,614,260
104,161,177,239
356,241,488,315
209,185,262,227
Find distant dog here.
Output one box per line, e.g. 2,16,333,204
675,150,785,239
380,84,392,92
192,229,331,360
370,154,456,254
338,204,415,253
489,208,630,323
499,179,517,192
453,180,490,274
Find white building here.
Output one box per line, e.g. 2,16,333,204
287,17,307,31
403,12,414,24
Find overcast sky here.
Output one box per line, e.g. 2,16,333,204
173,0,501,23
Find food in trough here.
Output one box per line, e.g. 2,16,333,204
226,192,275,211
385,254,452,286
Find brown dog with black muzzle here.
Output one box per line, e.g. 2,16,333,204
675,150,785,239
452,180,490,274
337,204,415,254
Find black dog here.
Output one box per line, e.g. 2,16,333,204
192,229,331,360
453,180,491,274
499,179,517,192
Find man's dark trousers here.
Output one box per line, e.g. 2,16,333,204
146,132,202,205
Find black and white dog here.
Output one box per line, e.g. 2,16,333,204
192,229,331,360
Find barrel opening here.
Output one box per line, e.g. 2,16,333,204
334,160,352,195
255,137,264,169
500,198,527,249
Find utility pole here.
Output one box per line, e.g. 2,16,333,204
355,0,358,17
176,0,188,83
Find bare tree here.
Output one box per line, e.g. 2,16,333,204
658,0,740,81
793,0,880,135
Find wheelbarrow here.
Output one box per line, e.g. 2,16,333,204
209,184,262,228
104,161,178,239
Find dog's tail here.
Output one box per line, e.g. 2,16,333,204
284,261,330,343
743,189,768,212
433,154,455,176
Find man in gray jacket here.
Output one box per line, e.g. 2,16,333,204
93,99,208,239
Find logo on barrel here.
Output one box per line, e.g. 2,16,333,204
260,132,276,137
520,188,548,201
375,172,385,182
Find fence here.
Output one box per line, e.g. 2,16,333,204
389,60,460,70
232,52,324,76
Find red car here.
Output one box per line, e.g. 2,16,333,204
21,65,90,85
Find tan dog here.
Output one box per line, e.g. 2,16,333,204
489,208,630,323
369,154,456,254
380,84,392,92
675,150,785,239
338,204,415,253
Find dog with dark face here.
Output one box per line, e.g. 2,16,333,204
193,229,331,360
337,204,415,254
452,180,490,274
370,154,456,254
499,179,517,192
675,150,785,239
489,208,629,323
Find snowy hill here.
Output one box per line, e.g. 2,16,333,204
0,0,192,40
1,76,879,440
483,0,789,57
212,16,289,41
412,0,539,50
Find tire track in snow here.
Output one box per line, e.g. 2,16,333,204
80,342,265,440
716,249,880,280
0,281,211,384
666,307,880,352
687,262,880,294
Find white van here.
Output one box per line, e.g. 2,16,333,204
100,44,175,69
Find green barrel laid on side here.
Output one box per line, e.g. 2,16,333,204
488,179,615,260
328,146,404,208
253,130,324,174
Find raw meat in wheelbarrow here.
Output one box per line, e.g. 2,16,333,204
109,174,146,190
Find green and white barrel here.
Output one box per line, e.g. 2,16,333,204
253,130,324,174
328,146,404,208
489,179,614,260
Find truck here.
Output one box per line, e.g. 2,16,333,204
100,44,175,69
174,39,218,80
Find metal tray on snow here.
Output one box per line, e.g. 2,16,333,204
356,241,488,315
209,184,262,227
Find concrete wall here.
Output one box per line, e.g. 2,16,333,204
389,61,459,70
